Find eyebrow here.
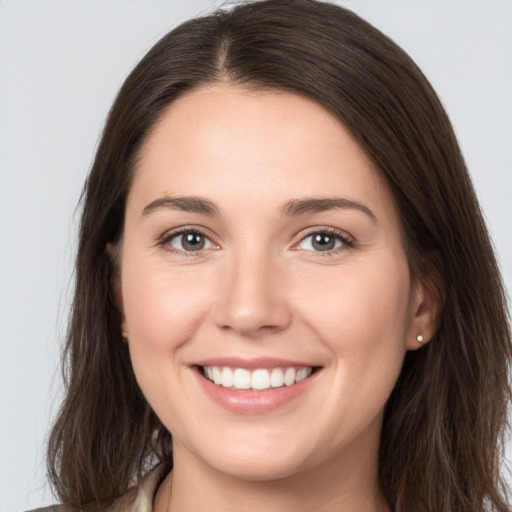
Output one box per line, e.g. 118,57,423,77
142,196,220,217
141,195,377,223
280,197,378,223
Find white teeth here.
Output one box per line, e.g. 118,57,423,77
284,367,296,386
296,368,311,382
251,369,271,390
270,368,284,388
203,366,313,390
212,367,222,385
221,367,234,388
233,368,251,389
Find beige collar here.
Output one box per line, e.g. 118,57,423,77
107,465,166,512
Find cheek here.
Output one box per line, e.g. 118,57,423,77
120,256,215,425
296,254,412,363
121,256,214,356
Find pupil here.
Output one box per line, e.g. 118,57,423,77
312,233,335,251
183,233,204,251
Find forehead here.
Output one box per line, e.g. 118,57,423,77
129,85,396,223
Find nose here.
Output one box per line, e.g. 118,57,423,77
213,250,292,338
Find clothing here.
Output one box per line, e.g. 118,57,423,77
104,466,163,512
24,466,164,512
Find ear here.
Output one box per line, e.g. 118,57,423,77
406,261,444,351
107,243,128,340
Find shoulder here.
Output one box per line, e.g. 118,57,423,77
22,494,139,512
23,497,136,512
106,465,165,512
24,507,68,512
24,465,165,512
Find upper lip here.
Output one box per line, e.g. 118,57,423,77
193,357,318,369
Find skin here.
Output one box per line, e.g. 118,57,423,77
115,85,439,512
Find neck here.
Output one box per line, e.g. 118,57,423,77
154,442,390,512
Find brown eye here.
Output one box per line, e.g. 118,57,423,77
169,231,212,252
312,233,336,251
182,232,205,251
297,231,347,253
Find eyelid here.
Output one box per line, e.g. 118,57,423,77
157,225,219,256
157,225,354,257
292,226,355,254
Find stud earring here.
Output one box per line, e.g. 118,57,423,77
416,334,423,343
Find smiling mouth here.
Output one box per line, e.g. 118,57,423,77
199,365,319,391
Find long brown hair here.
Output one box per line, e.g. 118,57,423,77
47,1,511,510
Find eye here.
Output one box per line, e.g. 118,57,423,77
296,230,351,253
165,230,214,252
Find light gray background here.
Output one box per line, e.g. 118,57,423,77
1,1,511,510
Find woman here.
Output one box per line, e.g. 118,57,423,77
40,0,511,511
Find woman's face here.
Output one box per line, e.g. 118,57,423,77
117,85,432,482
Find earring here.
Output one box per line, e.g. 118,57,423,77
416,334,423,343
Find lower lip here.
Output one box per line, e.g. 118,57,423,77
194,367,318,414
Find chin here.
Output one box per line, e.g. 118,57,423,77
187,432,315,482
208,454,308,482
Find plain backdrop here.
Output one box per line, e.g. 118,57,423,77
1,1,511,510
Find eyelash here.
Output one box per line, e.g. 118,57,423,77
157,226,215,257
157,226,354,257
294,227,354,257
